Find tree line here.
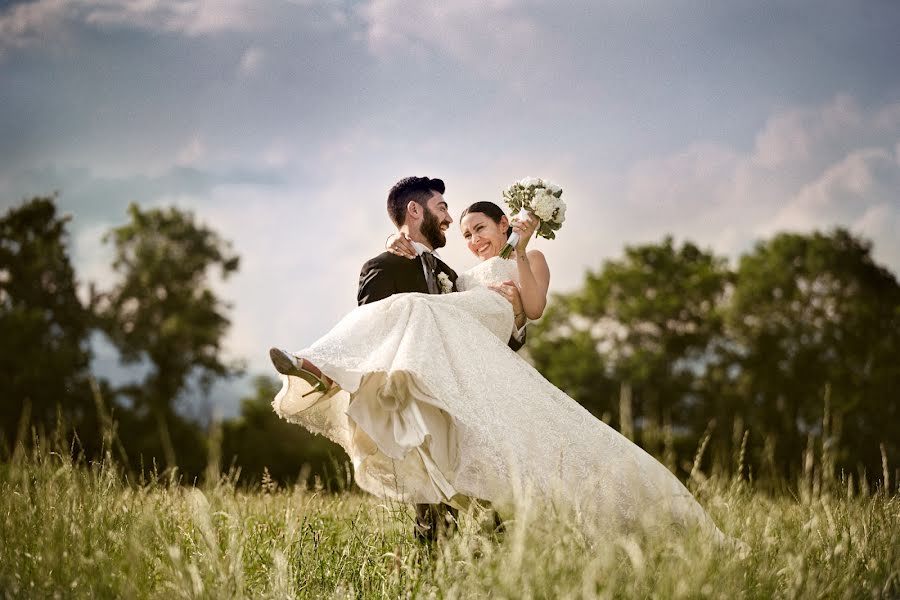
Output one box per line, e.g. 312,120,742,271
529,234,900,488
2,196,898,488
1,196,340,485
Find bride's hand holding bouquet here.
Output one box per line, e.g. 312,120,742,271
498,177,567,259
510,212,539,257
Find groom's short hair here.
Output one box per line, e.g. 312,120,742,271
387,176,445,227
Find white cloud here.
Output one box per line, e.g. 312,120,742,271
0,0,259,58
0,0,69,59
762,146,900,270
854,203,900,270
70,220,115,304
590,96,900,275
768,149,894,229
624,143,742,210
81,0,260,35
753,95,884,168
238,45,265,75
358,0,552,82
753,111,814,168
176,135,207,165
259,140,295,169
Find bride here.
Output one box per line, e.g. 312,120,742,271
271,201,728,542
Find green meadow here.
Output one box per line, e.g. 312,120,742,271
2,441,897,599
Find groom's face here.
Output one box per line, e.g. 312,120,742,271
419,192,453,249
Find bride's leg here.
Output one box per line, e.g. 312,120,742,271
269,348,334,389
295,357,333,386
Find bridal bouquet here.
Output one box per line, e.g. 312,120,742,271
498,176,566,259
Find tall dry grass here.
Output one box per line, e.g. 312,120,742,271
2,428,898,599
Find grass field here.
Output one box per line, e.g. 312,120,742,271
2,443,899,599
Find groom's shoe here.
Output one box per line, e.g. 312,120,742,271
268,348,331,395
414,503,458,543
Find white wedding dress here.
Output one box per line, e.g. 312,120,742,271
273,256,726,539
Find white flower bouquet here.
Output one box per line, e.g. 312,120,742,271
498,176,566,259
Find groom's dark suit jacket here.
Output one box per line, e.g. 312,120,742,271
357,251,525,352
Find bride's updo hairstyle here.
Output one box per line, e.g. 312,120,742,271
460,202,513,239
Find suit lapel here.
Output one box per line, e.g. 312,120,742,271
389,252,456,295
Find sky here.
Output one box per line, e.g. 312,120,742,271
2,0,899,417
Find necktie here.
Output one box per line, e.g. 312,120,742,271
421,252,440,294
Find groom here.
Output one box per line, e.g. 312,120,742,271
358,175,526,541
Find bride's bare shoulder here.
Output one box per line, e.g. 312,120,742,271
526,250,550,283
526,249,548,267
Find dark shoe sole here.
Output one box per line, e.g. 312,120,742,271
269,348,330,395
269,347,300,376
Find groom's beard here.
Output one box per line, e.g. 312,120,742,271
421,206,449,249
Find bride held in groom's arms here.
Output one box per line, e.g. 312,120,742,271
269,175,735,548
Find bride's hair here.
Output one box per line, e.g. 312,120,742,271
460,202,513,238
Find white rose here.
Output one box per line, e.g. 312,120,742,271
437,272,453,294
518,176,541,188
531,189,557,221
555,199,567,224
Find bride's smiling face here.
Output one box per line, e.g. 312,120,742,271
461,211,510,260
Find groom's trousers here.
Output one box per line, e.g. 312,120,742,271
414,503,458,542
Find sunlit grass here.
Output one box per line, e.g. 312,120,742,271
1,443,898,599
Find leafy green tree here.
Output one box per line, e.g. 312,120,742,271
531,237,731,464
0,196,94,452
221,375,348,486
728,229,900,479
98,203,241,471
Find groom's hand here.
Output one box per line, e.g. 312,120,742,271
385,232,418,259
489,280,526,329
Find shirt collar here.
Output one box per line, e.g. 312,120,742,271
412,241,440,259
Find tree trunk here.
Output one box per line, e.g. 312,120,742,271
619,382,633,440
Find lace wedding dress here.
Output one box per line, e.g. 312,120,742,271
273,256,726,539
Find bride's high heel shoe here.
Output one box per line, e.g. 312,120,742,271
269,348,332,396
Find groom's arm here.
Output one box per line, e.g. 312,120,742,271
358,255,396,306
